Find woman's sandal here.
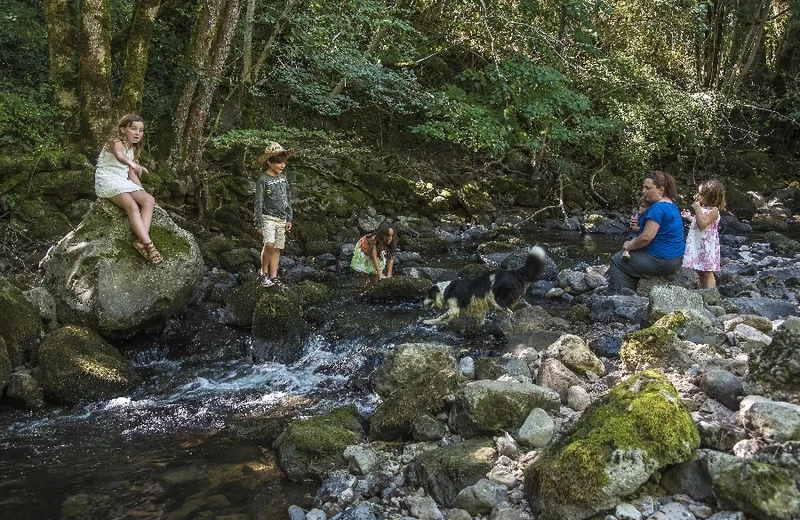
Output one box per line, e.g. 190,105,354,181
134,241,163,264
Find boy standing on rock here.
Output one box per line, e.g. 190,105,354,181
254,142,295,288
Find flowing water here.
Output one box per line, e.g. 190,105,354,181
0,227,795,519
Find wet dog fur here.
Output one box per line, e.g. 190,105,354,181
423,246,546,326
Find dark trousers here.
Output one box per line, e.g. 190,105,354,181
607,250,683,293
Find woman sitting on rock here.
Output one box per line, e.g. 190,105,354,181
607,171,685,293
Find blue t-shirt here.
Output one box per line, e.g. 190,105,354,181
642,201,685,259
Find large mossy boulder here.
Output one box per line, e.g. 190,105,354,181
40,200,204,333
713,459,800,519
748,317,800,402
251,289,306,364
370,343,459,441
620,325,691,372
274,405,363,481
0,276,44,366
524,370,699,520
406,437,496,507
37,325,141,403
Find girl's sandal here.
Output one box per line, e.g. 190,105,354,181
134,241,163,264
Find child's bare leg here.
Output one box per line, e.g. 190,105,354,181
357,273,367,291
369,274,379,288
259,244,270,276
266,244,280,279
109,193,151,245
131,190,155,232
698,271,716,289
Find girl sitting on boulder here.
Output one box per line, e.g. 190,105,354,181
350,221,397,292
94,114,162,264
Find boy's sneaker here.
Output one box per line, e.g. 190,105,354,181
259,275,275,288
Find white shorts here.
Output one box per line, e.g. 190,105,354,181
262,216,287,249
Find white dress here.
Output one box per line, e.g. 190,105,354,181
94,146,143,198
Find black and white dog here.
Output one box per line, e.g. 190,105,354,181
423,246,546,326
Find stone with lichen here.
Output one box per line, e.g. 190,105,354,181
524,370,699,520
274,405,363,481
37,325,140,403
41,200,203,333
620,325,692,372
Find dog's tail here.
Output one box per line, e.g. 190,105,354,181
516,246,546,282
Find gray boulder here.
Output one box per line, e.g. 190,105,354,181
739,396,800,444
586,294,649,324
449,380,560,438
41,200,203,333
406,438,495,507
648,285,707,324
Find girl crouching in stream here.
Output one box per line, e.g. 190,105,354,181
350,221,397,292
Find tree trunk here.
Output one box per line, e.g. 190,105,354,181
173,0,245,217
776,6,800,76
43,0,78,115
78,0,113,150
117,0,162,114
172,0,224,160
722,0,772,93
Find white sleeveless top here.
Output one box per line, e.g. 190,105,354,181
94,146,143,198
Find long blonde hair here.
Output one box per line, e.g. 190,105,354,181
105,114,145,161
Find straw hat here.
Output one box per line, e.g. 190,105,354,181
257,141,296,164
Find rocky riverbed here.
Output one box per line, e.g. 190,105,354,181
1,186,799,519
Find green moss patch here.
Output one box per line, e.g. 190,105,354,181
620,325,690,371
525,370,699,519
274,405,362,480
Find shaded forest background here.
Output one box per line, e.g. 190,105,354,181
2,0,800,218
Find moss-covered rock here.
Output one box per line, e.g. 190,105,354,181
303,240,338,257
199,235,236,267
524,370,699,520
406,437,496,507
27,169,94,199
748,317,800,401
251,290,306,364
15,198,74,240
0,275,44,366
361,275,431,303
37,325,141,403
274,405,362,481
457,183,495,215
762,231,800,255
370,343,460,440
567,304,591,323
449,380,561,438
40,200,203,333
225,281,267,326
653,309,726,346
713,460,800,519
290,280,331,306
620,325,691,372
219,248,254,270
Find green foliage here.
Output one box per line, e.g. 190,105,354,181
0,0,49,90
0,86,63,150
414,56,615,159
260,0,427,117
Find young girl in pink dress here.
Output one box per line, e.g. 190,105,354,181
681,179,725,288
